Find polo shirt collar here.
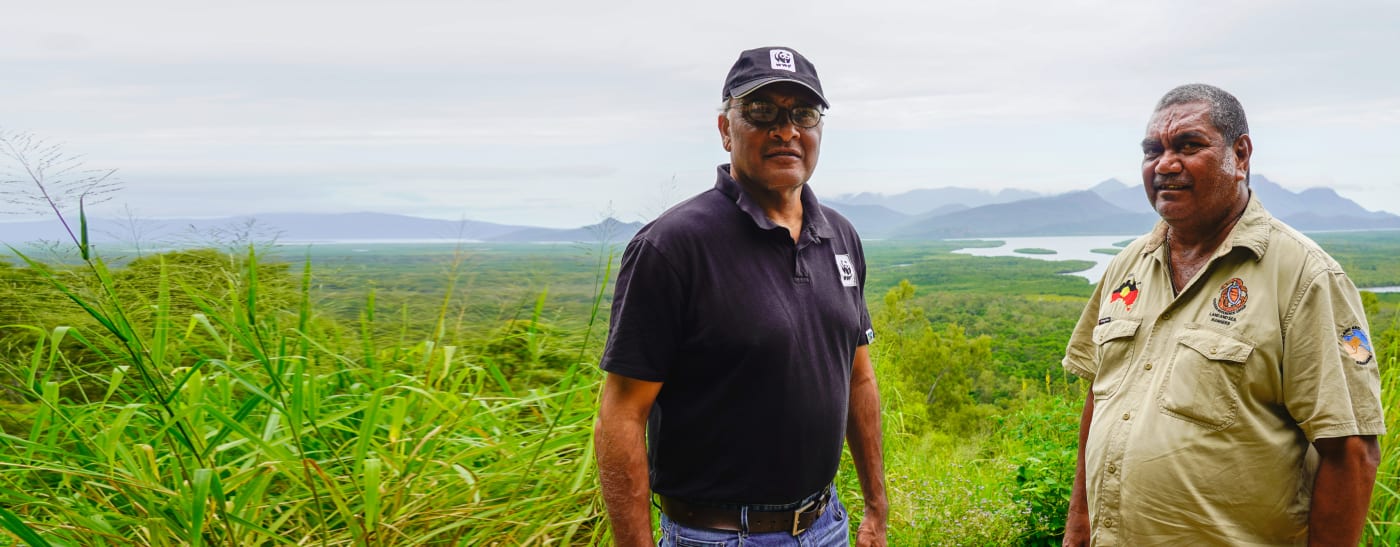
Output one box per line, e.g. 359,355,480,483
714,164,835,239
1141,193,1271,260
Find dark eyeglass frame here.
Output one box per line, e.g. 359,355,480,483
734,100,825,129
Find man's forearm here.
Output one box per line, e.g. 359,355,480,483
847,379,887,516
1063,391,1094,547
1308,435,1379,546
595,375,662,547
846,347,888,530
595,413,654,546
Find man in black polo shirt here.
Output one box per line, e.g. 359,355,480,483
594,46,888,546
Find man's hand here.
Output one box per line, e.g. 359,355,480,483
595,373,663,547
855,507,888,547
1062,511,1091,547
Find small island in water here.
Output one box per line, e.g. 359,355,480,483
1014,248,1057,255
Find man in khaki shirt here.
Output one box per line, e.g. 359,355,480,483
1061,84,1385,546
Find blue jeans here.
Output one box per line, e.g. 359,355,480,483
657,488,848,547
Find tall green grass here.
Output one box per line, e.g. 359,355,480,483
0,241,612,545
1365,316,1399,546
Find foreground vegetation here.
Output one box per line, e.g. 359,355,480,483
0,232,1397,545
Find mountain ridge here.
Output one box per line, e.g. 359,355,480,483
0,212,643,246
2,175,1393,244
830,174,1399,238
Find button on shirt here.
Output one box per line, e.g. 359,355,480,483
1062,196,1386,546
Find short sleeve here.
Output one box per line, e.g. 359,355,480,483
1062,278,1106,381
598,237,686,382
1282,270,1387,441
854,235,874,347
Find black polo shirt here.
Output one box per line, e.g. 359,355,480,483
600,164,873,505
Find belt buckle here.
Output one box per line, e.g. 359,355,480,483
789,498,816,536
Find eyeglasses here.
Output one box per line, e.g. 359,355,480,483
735,100,824,129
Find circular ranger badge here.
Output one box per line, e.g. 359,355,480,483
1214,277,1248,314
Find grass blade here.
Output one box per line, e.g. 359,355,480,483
0,506,53,547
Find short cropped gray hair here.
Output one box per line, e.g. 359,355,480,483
1155,84,1250,143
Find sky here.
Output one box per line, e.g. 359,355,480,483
2,1,1398,228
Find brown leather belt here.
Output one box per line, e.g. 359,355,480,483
659,488,831,536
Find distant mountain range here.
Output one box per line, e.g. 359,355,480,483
828,174,1400,238
0,212,643,246
837,187,1040,215
1,175,1394,245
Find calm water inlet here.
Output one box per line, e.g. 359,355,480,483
950,235,1136,283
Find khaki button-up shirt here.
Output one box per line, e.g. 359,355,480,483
1063,197,1386,546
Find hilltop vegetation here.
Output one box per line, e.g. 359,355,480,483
0,233,1397,545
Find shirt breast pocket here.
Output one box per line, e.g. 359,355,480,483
1091,318,1140,399
1157,325,1255,431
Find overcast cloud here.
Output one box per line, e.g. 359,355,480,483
2,0,1397,227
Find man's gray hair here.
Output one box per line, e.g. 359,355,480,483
1155,84,1250,143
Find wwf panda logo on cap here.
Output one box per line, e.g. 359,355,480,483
770,49,795,71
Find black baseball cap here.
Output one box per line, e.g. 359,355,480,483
722,47,828,108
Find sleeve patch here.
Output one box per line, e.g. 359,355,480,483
1340,326,1374,365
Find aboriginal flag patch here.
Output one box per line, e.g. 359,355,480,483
1213,278,1248,314
1341,327,1374,365
1109,277,1139,311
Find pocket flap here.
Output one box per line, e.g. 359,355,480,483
1092,318,1141,345
1178,327,1254,363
